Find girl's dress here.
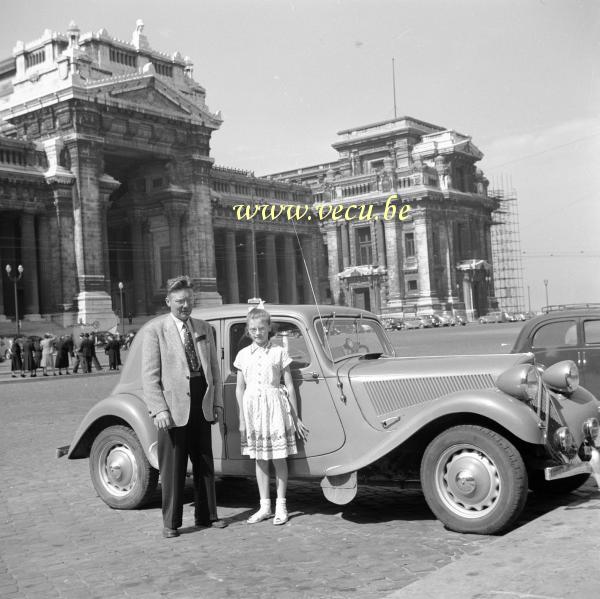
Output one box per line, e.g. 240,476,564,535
234,342,297,460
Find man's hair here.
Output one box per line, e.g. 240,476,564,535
166,275,193,295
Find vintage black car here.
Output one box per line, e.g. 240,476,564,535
512,307,600,399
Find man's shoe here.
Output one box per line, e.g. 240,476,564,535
195,519,228,529
162,527,179,538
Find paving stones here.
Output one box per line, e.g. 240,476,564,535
0,377,596,598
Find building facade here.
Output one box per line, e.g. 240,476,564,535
270,117,500,319
0,21,502,329
0,21,323,329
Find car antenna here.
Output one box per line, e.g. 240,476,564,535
291,219,334,360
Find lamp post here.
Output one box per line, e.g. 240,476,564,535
118,282,124,336
5,264,24,337
543,279,549,312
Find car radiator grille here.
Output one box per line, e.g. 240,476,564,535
364,374,496,416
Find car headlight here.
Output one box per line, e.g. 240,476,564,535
541,360,579,394
582,418,600,447
496,364,540,403
554,427,578,459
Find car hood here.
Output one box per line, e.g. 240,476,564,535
344,352,531,382
342,353,533,430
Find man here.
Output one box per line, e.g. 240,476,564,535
79,333,95,373
72,333,85,373
141,275,226,538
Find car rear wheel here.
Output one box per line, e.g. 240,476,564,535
89,425,158,509
421,425,528,535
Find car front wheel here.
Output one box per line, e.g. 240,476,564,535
89,425,158,509
420,425,528,534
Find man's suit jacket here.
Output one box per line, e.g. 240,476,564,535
80,338,94,357
141,314,223,426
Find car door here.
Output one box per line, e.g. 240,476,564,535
529,318,580,371
581,317,600,397
221,317,345,470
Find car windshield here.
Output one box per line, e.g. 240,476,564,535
314,316,395,362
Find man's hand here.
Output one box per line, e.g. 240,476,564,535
154,410,174,431
213,406,224,422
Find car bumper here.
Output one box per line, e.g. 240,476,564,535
545,447,600,483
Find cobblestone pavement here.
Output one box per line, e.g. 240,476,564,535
0,376,593,599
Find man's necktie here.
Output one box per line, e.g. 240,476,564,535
182,323,201,371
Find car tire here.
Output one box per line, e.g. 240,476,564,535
420,425,528,535
528,471,590,495
89,425,159,510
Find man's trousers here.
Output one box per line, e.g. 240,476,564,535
157,375,217,529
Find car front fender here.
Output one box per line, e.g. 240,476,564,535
325,389,544,477
67,393,158,470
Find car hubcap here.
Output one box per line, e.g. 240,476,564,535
98,443,137,496
435,444,500,518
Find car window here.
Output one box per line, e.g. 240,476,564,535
583,320,600,345
229,320,310,369
532,320,578,348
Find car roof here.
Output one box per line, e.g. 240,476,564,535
512,308,600,351
190,303,379,321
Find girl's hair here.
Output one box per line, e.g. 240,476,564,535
247,308,271,326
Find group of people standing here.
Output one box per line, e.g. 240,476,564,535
9,331,122,377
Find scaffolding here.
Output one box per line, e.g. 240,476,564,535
490,180,526,314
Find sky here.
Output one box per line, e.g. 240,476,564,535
1,0,598,311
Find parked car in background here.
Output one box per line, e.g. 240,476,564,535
382,318,403,331
512,307,600,398
401,316,428,329
479,311,512,324
61,302,600,535
431,314,452,327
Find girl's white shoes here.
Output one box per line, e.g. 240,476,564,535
273,498,288,526
247,499,272,524
247,498,288,525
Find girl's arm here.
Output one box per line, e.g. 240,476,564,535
283,366,309,441
235,369,247,433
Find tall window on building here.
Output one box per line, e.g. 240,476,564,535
405,232,415,257
356,226,373,265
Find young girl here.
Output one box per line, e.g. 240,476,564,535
234,308,309,525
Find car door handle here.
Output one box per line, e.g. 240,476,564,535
302,372,320,380
581,351,587,366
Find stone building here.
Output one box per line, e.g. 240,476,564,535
0,21,323,329
270,117,499,319
0,20,500,328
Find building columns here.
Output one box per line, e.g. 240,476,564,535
383,220,402,308
225,230,240,303
130,208,148,315
263,233,278,303
36,208,55,315
282,235,298,303
20,211,41,319
325,224,341,304
300,235,313,303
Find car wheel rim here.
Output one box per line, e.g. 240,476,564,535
434,444,500,519
97,442,138,497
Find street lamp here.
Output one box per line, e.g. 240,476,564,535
118,282,124,336
5,264,24,337
543,279,549,312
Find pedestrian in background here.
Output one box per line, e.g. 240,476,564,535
10,337,24,378
105,335,120,371
55,335,71,375
34,337,42,374
234,307,309,526
80,333,94,373
22,336,37,377
40,333,56,376
72,333,85,373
